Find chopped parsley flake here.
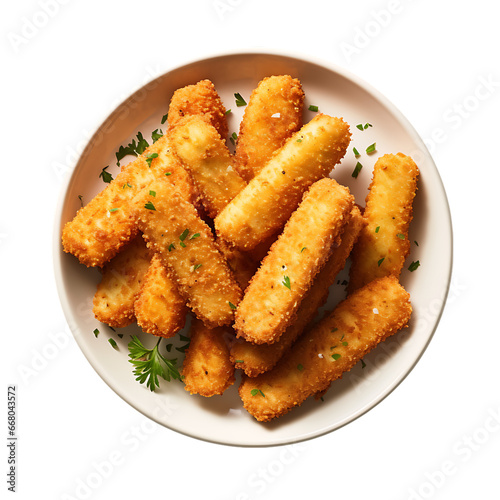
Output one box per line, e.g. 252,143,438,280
108,338,118,350
149,190,156,197
93,328,99,338
228,301,237,310
397,233,405,240
331,353,341,361
297,364,304,371
145,152,159,167
408,260,420,272
144,201,156,211
193,264,202,271
161,113,168,124
179,229,190,241
189,233,200,240
282,275,291,290
352,161,363,178
308,104,319,112
230,132,238,146
234,92,247,107
251,389,265,397
353,147,360,157
375,226,380,233
377,257,385,266
366,143,376,154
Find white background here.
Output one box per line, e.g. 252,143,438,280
2,1,499,499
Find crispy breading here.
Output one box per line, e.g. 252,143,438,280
61,135,195,268
133,177,242,328
239,275,412,422
182,318,235,397
134,253,188,338
348,153,419,292
231,206,365,376
235,178,354,345
234,75,304,181
168,115,247,218
216,238,259,291
167,79,228,140
214,114,351,250
92,236,151,328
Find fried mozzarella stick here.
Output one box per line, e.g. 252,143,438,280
234,75,304,181
168,115,247,218
348,153,419,292
134,253,188,338
182,319,235,397
133,177,242,328
92,235,151,328
62,135,194,268
231,206,365,376
214,114,351,250
239,276,412,422
235,178,354,345
167,79,228,140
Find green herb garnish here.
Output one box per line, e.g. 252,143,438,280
251,389,265,397
228,301,237,310
331,353,341,361
161,113,168,124
366,143,376,154
144,201,156,211
377,257,385,267
308,104,319,112
408,260,420,272
151,129,163,143
108,338,118,350
234,92,247,107
99,166,113,183
352,161,363,178
145,152,158,167
128,336,181,392
230,132,238,146
282,275,291,290
375,226,380,233
397,233,405,240
93,328,99,338
179,229,189,241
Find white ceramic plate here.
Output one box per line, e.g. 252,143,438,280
53,51,452,447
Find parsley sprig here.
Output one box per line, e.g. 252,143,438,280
128,336,181,391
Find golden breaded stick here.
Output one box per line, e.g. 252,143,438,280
234,75,304,181
214,114,351,250
133,177,242,328
167,79,228,139
168,115,247,219
61,135,194,268
92,235,151,327
134,253,188,338
182,318,235,397
348,153,419,292
235,178,354,345
216,238,259,291
231,206,365,376
239,275,412,422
